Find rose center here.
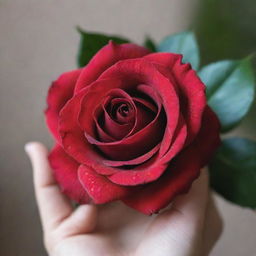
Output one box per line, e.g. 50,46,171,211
118,104,130,117
110,100,134,124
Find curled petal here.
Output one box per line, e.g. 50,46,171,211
102,143,160,167
75,42,150,93
48,145,90,203
132,97,158,113
78,165,132,204
94,118,116,142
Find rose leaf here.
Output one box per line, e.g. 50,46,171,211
144,36,157,52
209,137,256,209
77,27,130,67
199,58,255,132
157,31,200,70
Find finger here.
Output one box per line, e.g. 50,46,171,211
56,205,98,238
202,194,223,256
25,142,73,232
136,169,209,256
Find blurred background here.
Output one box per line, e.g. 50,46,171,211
0,0,255,255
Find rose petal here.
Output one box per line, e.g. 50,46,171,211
132,97,158,113
78,165,132,204
48,145,90,203
102,143,160,167
144,53,206,144
123,106,220,215
131,99,156,134
94,114,116,142
45,69,82,142
75,42,150,93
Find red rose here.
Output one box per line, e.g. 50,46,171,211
45,42,220,215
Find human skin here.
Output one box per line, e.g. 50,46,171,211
25,142,223,256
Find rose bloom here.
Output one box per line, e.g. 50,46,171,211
45,42,220,215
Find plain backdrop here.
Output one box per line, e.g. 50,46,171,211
0,1,256,255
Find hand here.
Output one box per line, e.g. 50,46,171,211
25,142,222,256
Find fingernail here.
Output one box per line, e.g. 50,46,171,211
24,142,33,154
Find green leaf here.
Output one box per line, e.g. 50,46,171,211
199,58,255,132
209,138,256,209
77,27,130,67
144,36,157,52
157,31,200,70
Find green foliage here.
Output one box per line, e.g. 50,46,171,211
210,138,256,208
199,58,255,132
77,28,130,67
144,37,157,52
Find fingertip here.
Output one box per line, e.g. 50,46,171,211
25,141,48,157
25,142,36,156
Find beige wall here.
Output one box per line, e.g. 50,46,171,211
0,1,255,255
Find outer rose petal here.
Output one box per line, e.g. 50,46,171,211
123,106,220,215
45,69,82,142
144,53,206,144
75,42,150,93
48,145,90,204
78,165,132,204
